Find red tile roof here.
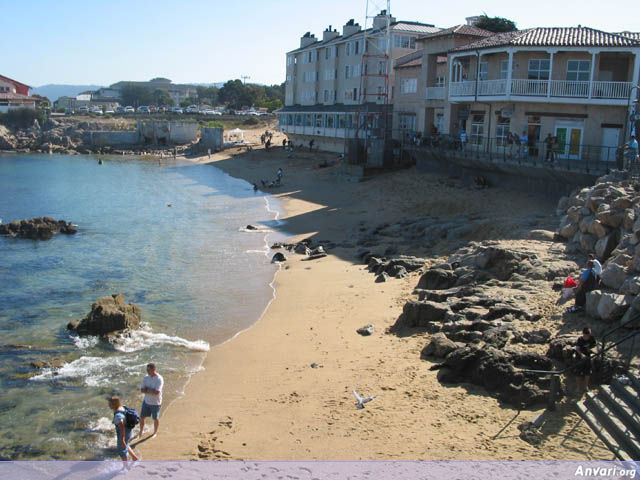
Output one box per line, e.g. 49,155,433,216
395,58,422,69
418,24,494,41
452,27,640,52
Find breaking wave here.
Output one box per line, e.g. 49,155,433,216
110,325,210,353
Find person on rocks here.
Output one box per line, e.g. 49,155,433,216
567,260,597,313
588,254,602,285
109,396,139,461
572,327,597,393
624,135,639,169
138,363,163,438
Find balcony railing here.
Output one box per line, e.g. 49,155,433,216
426,86,445,100
449,79,633,100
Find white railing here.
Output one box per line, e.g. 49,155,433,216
449,81,476,97
426,86,445,100
591,81,634,99
477,79,507,96
511,79,548,96
550,80,589,98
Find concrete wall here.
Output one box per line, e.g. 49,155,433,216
200,127,223,150
287,133,345,153
137,121,199,145
83,131,139,146
413,148,599,198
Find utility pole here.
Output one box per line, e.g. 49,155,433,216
241,75,251,85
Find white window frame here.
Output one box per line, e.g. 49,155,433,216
528,59,550,80
470,114,485,145
478,61,488,81
499,60,509,80
400,78,417,94
393,35,416,49
566,60,591,81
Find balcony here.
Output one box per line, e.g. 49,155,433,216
425,86,445,100
449,79,634,103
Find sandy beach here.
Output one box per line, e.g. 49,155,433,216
136,126,611,461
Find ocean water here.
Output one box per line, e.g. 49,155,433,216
0,153,283,460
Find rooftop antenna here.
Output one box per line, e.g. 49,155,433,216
241,75,251,84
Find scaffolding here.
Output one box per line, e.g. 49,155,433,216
349,0,393,167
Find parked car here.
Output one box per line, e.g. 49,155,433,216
185,105,199,113
124,106,135,113
173,108,183,114
202,109,221,115
90,107,103,115
137,106,150,113
149,106,157,112
64,108,74,114
104,109,115,114
115,106,125,113
78,106,89,114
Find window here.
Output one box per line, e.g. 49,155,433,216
478,62,488,81
315,114,323,127
353,64,360,77
528,59,550,80
338,115,346,128
400,78,417,94
496,116,511,146
303,114,312,127
399,114,416,130
354,40,360,55
499,60,510,80
324,90,329,102
353,87,358,100
287,56,294,66
327,114,335,128
567,60,591,81
345,65,350,79
470,114,485,145
325,69,336,80
346,42,352,56
377,61,387,74
435,76,445,87
303,71,317,83
393,35,416,49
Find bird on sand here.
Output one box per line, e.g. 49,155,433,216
353,389,375,409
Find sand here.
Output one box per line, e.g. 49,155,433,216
136,125,612,461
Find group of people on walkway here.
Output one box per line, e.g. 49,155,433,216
108,363,164,461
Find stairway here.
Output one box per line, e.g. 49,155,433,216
576,371,640,460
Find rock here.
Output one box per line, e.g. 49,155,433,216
579,215,594,234
558,218,578,239
388,256,426,272
375,272,390,283
518,422,543,445
612,197,633,210
421,333,458,358
512,329,552,345
0,125,17,150
305,246,327,260
588,219,610,239
30,359,65,370
585,290,603,318
245,224,259,230
356,324,374,336
395,301,450,329
0,217,77,240
67,294,141,336
271,252,287,263
294,243,311,255
557,196,570,212
579,233,597,253
597,293,631,322
620,276,640,295
547,335,578,361
417,268,458,290
596,209,623,228
595,232,618,262
386,264,408,279
623,209,635,231
600,263,628,290
528,230,555,241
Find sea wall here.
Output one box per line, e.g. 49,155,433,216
200,127,223,150
413,148,599,199
82,131,139,147
84,122,199,147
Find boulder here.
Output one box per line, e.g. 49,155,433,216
396,300,450,329
271,252,287,263
600,263,628,290
421,333,458,358
417,268,458,290
388,256,426,272
623,209,635,232
587,219,609,239
620,276,640,296
245,224,259,230
596,209,623,228
579,215,594,234
375,272,390,283
612,197,633,210
306,246,327,260
579,233,597,253
67,294,141,336
294,243,311,255
0,217,77,240
559,220,578,239
0,125,17,150
595,232,618,262
597,293,631,322
585,291,603,318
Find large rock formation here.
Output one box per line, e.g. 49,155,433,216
67,294,141,336
0,217,77,240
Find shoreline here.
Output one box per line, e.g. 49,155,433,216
136,130,609,461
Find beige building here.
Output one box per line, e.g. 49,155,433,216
277,11,440,152
394,26,640,164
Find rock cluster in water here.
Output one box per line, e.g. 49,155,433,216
0,217,77,240
67,294,141,336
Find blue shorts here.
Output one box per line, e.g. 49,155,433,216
140,401,161,420
116,428,133,459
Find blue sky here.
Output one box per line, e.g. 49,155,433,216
2,0,638,87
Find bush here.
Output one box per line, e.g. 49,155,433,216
202,121,224,129
242,117,259,126
0,108,47,129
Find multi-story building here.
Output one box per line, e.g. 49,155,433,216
394,26,640,163
393,25,493,140
277,11,440,153
0,74,35,113
110,78,198,105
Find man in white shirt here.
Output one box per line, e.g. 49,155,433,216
139,363,164,438
588,254,602,282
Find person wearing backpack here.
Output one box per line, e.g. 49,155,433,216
139,362,164,438
109,396,139,461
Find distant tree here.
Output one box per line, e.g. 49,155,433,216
196,86,219,105
152,88,174,106
31,94,51,108
218,80,256,110
120,84,153,107
473,14,517,33
180,98,194,108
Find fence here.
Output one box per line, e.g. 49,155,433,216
397,132,625,175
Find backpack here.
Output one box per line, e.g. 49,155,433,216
116,407,140,429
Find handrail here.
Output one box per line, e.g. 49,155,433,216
600,309,640,352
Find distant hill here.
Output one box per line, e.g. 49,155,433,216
32,84,104,102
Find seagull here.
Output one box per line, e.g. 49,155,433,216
353,389,375,409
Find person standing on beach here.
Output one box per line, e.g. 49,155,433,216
109,396,139,461
139,363,163,438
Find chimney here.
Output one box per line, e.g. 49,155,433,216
323,25,339,42
342,19,361,37
300,31,317,48
466,16,480,26
373,10,395,30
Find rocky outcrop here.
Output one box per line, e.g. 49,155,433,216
67,294,141,336
421,333,458,358
0,217,77,240
0,125,17,150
